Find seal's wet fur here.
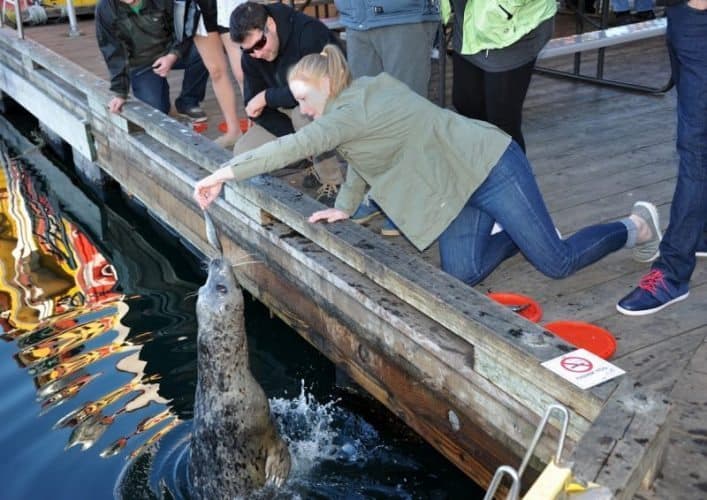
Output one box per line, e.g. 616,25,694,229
189,257,290,499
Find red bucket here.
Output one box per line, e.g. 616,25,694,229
192,121,208,134
219,119,252,134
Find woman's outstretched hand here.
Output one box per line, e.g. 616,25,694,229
308,208,349,224
193,167,233,210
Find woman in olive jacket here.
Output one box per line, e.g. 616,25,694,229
194,45,661,287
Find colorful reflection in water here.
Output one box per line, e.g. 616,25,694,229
0,143,200,498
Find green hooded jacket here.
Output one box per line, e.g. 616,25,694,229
441,0,556,55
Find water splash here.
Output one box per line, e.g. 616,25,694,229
118,381,425,499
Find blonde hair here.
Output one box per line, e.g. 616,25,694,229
287,44,352,98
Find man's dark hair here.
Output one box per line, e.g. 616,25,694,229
230,2,268,43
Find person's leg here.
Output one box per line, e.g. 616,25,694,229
610,0,636,23
438,198,519,286
230,122,277,186
610,0,629,12
193,32,242,146
481,59,536,152
651,5,707,285
634,0,654,14
616,5,706,315
221,31,244,95
232,122,275,155
376,22,437,97
470,142,630,280
173,42,209,113
696,224,707,257
451,52,486,122
130,65,171,114
345,29,384,79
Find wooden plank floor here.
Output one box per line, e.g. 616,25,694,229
21,15,707,499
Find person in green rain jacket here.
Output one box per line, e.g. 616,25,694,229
441,0,556,152
194,44,661,288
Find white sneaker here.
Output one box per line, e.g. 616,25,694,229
631,201,661,263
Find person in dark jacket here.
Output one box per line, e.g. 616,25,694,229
228,1,344,204
96,0,209,120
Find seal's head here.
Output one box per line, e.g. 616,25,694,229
197,258,245,340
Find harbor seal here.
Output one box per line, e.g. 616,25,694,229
188,212,290,499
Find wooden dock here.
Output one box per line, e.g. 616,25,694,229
0,12,705,499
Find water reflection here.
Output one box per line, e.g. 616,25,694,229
0,144,193,468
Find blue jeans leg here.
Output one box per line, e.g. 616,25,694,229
611,0,652,12
438,196,519,286
439,142,628,285
653,4,707,285
173,43,208,112
130,64,171,114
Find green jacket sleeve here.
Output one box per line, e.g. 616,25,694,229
221,102,361,181
334,164,367,216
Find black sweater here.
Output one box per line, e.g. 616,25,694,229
241,3,341,136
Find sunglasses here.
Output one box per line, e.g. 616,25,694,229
242,28,267,55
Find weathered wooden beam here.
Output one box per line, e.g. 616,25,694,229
0,62,94,159
570,378,673,499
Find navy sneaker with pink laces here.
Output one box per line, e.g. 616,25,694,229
616,269,690,316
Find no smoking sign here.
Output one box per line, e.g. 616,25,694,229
542,349,624,389
560,356,593,373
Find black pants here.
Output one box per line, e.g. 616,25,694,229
451,53,535,152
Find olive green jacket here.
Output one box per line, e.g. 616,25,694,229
440,0,556,54
225,74,511,251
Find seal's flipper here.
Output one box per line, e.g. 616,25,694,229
203,210,222,254
265,439,291,488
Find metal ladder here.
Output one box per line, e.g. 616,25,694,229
484,404,570,500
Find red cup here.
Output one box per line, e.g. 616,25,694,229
193,121,208,133
218,119,252,134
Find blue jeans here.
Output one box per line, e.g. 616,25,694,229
130,43,208,114
611,0,653,12
438,142,628,285
653,4,707,285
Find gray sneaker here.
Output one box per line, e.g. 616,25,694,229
177,106,207,123
632,201,661,262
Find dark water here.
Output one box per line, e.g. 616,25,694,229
0,108,483,499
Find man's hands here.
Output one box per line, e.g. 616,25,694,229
245,90,267,118
152,53,178,77
108,53,178,114
109,96,126,114
308,208,349,224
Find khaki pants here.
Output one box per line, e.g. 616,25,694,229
233,107,344,185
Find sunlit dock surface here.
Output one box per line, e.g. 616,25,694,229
10,14,707,498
